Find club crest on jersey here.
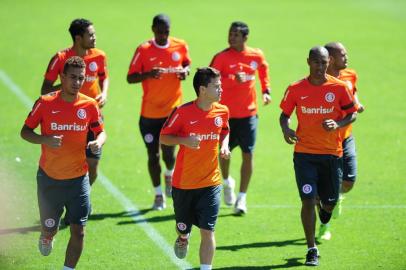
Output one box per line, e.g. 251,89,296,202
172,51,180,61
325,92,335,103
302,184,312,194
44,218,56,228
177,222,187,231
77,109,86,119
250,61,258,70
214,116,223,127
89,61,98,72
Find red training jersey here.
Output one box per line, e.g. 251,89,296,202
210,46,270,118
160,101,229,189
25,91,104,180
338,68,358,139
128,37,191,118
280,75,357,157
44,47,108,99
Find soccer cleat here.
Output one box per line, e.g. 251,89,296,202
152,195,166,210
174,236,189,259
234,197,247,215
305,248,319,266
164,174,172,198
332,195,344,219
223,177,236,206
318,223,331,240
38,234,54,256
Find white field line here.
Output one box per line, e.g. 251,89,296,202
0,69,193,270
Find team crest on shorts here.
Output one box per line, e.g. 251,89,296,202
77,108,86,119
177,222,187,231
89,61,98,72
214,116,223,127
172,52,180,61
144,133,154,143
250,61,258,70
325,92,335,103
44,218,56,228
302,184,312,194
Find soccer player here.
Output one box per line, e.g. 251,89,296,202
317,42,365,240
127,14,191,210
160,67,230,270
279,46,357,266
41,18,109,186
210,21,271,214
21,56,106,270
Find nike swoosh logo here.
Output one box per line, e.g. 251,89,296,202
328,198,335,202
208,223,214,226
150,57,157,61
229,64,236,68
300,96,309,100
52,110,60,114
190,121,198,124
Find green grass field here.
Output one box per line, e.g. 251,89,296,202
1,0,405,269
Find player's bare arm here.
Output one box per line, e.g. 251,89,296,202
323,112,357,131
20,125,63,148
127,67,165,83
279,113,298,144
220,133,231,159
95,78,109,108
160,134,201,149
87,131,107,154
262,88,272,105
41,79,61,95
176,65,190,80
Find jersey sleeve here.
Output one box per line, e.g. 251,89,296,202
89,103,104,134
279,87,296,116
44,54,62,82
209,53,223,71
160,107,183,136
182,43,192,67
257,50,271,92
24,98,44,129
220,107,230,136
127,46,143,75
98,53,108,81
340,86,358,114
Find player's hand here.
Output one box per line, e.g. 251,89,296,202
235,72,246,83
44,135,63,148
357,103,365,113
220,145,231,159
149,67,164,79
87,140,102,154
282,128,298,144
176,68,189,80
262,92,272,105
322,119,339,131
183,135,201,149
95,93,107,108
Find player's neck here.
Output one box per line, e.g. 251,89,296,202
231,44,246,52
196,98,213,111
72,44,88,57
60,89,78,103
308,74,328,86
326,67,340,78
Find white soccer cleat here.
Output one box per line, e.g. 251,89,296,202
152,195,166,211
234,197,247,215
223,177,236,206
174,236,189,259
38,234,54,256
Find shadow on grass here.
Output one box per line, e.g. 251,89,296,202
0,225,41,235
216,238,317,251
187,257,303,269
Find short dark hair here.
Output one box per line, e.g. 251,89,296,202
193,67,220,96
324,42,342,57
152,14,170,27
309,46,329,60
69,18,93,42
230,21,249,37
63,56,86,74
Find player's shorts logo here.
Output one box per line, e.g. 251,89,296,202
172,52,180,61
89,61,98,72
177,222,187,231
302,184,312,194
144,133,154,143
214,116,223,127
250,61,258,70
44,218,56,228
325,92,335,103
77,109,87,119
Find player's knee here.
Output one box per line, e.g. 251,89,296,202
71,226,85,240
342,180,354,193
147,151,160,165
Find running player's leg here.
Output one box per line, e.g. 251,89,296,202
172,187,193,259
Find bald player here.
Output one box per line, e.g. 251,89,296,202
279,46,357,266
